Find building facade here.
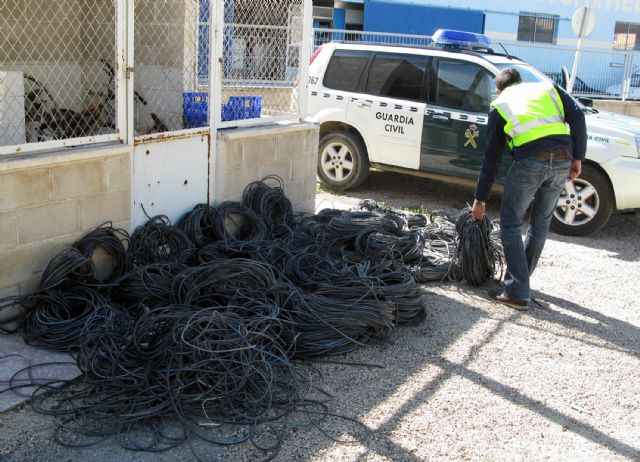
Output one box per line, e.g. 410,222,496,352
312,0,640,93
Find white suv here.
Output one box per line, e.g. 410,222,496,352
307,31,640,236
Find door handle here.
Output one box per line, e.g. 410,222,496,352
356,100,372,108
431,114,450,121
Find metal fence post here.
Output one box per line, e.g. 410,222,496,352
211,0,224,130
622,52,631,102
298,0,312,120
208,0,224,204
117,0,134,145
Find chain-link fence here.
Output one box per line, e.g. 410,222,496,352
312,28,640,101
0,0,119,151
495,40,636,100
219,0,306,125
313,29,432,49
133,0,201,137
133,0,308,135
1,0,310,152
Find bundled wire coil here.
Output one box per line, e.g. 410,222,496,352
172,258,280,308
450,209,504,286
242,175,295,236
113,262,188,310
37,248,97,291
215,201,269,242
129,215,194,265
325,211,402,241
20,287,113,352
176,203,223,247
378,271,426,325
72,222,130,282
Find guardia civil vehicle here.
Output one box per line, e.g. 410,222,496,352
307,29,640,236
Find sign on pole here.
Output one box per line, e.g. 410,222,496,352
567,7,596,94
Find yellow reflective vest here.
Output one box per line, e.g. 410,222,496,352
491,82,570,148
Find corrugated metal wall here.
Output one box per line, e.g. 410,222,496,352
364,0,484,35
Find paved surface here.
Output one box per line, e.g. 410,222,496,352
0,172,638,461
0,332,78,412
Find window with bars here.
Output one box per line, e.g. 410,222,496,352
613,22,640,50
517,12,559,44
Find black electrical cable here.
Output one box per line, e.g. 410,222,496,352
214,201,269,242
72,222,130,283
1,177,507,460
19,287,114,352
176,203,223,247
129,215,195,265
450,209,504,286
242,175,295,236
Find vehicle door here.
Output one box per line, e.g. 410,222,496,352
420,57,493,179
313,49,372,117
345,52,427,170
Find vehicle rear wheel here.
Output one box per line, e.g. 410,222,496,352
550,164,613,236
317,131,369,191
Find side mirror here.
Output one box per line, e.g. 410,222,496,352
561,66,570,90
577,96,593,107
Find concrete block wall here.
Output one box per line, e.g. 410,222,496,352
0,146,131,297
592,100,640,118
214,122,319,213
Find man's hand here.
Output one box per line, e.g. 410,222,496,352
568,159,582,181
471,199,485,221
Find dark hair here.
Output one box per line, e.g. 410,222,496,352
495,68,522,92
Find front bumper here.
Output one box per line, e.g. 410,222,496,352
602,156,640,210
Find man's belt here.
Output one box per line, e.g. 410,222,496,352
532,147,569,160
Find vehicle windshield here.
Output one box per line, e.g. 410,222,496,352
493,62,594,112
493,63,551,84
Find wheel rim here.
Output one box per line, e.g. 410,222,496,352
320,141,355,182
554,178,600,227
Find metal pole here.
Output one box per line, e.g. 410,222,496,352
115,0,129,143
208,0,224,204
299,0,312,120
621,52,632,102
126,0,135,146
567,8,589,94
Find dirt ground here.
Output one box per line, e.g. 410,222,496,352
1,171,639,462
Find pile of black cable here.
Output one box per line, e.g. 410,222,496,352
0,224,129,341
449,208,504,286
36,304,314,456
2,178,508,459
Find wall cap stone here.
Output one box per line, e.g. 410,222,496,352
217,121,318,142
0,144,131,173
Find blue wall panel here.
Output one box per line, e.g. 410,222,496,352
363,0,484,36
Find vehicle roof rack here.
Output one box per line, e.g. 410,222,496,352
325,39,519,62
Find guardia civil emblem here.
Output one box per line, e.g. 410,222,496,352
464,124,480,149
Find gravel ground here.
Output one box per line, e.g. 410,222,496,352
1,171,639,462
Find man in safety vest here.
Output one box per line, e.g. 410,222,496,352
471,68,586,310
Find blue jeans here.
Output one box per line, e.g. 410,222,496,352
500,157,571,301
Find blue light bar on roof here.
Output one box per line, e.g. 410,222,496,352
432,29,492,50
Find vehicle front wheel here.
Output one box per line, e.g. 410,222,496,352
550,164,614,236
317,131,369,191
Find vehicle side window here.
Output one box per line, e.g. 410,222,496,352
323,50,371,92
434,59,492,112
365,53,426,101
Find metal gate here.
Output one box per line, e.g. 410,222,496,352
129,0,310,227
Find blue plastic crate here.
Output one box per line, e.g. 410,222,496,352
183,92,208,128
183,93,262,127
222,96,262,121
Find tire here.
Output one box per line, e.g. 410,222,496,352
550,164,614,236
317,131,370,191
